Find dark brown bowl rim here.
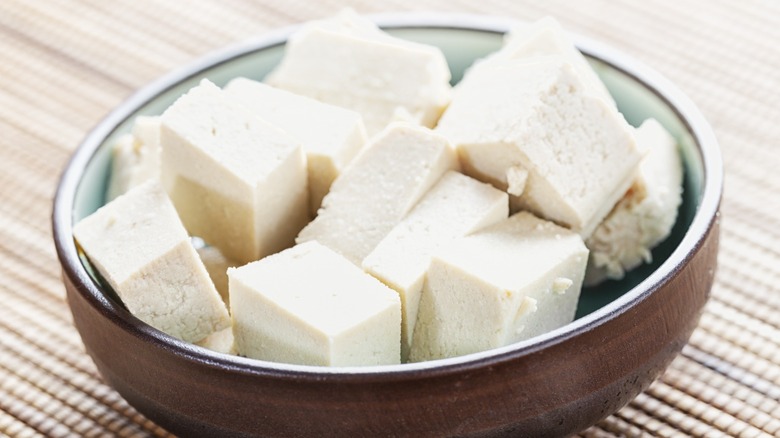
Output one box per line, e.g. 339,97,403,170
52,12,723,382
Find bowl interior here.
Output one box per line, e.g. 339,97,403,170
72,26,704,330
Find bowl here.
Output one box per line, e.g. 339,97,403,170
52,13,722,437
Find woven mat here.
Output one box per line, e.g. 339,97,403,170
1,0,778,436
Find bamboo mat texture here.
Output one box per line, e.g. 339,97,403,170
1,0,779,437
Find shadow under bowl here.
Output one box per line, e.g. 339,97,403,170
52,13,722,438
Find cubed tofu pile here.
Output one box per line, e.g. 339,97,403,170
74,11,683,367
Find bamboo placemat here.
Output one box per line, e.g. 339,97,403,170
1,0,778,436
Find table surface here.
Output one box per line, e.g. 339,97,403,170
1,0,779,436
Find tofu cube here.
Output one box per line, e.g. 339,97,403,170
229,241,401,366
472,17,614,106
106,116,161,201
296,123,459,265
196,245,236,306
73,181,230,343
132,114,162,148
196,327,235,355
160,79,309,264
585,118,683,284
363,171,508,360
266,9,452,135
410,212,588,362
224,78,367,214
436,57,642,238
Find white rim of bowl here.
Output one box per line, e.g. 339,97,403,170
53,12,723,379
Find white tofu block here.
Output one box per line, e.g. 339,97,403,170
196,327,236,355
266,10,452,136
196,245,236,306
229,241,401,366
106,116,161,201
224,78,367,214
132,115,162,148
296,123,459,265
73,181,230,343
471,17,614,106
362,171,508,360
436,57,642,238
410,212,588,362
585,119,683,285
160,79,309,264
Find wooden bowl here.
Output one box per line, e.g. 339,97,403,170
52,13,722,437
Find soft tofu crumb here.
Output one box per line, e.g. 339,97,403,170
584,118,683,285
506,165,529,196
552,277,574,294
